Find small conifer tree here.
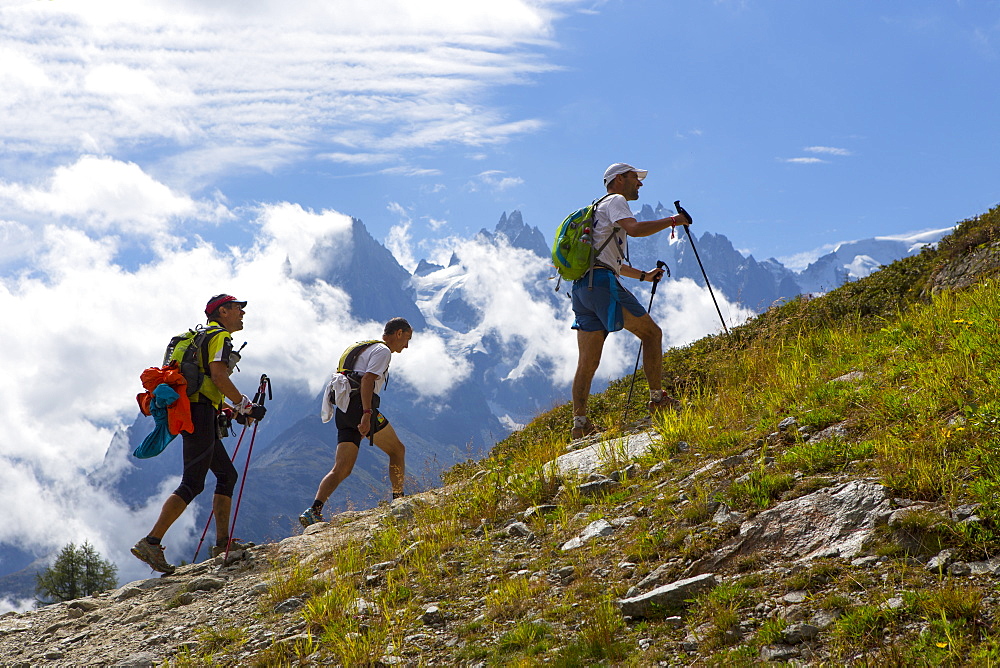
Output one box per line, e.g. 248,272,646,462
34,541,118,604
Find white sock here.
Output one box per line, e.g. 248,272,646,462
650,390,663,403
573,415,588,428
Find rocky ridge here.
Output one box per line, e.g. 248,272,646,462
1,409,994,666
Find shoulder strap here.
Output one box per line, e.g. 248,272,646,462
586,194,625,287
338,340,382,373
591,193,622,254
194,325,227,373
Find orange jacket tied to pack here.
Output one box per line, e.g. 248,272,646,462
136,363,194,435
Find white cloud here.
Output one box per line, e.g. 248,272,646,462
386,203,418,272
651,278,754,345
386,221,417,273
0,156,208,238
415,235,598,386
804,146,852,156
255,202,355,280
471,170,525,192
0,166,391,581
776,244,838,272
0,596,36,615
781,145,852,165
392,334,472,397
319,152,397,165
381,166,443,178
0,219,36,268
0,0,575,180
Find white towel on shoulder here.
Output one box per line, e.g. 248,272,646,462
320,373,354,423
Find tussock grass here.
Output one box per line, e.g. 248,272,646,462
203,207,1000,664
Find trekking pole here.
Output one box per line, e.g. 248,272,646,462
622,260,668,428
192,420,249,563
676,200,730,335
224,374,271,562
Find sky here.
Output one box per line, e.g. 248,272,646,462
1,0,998,607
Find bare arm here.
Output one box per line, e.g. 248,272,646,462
358,372,379,436
617,214,688,238
619,264,666,282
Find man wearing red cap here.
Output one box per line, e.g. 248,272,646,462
131,294,265,574
570,163,692,439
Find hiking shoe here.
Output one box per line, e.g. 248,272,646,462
570,417,599,440
211,539,252,558
131,538,176,575
299,507,324,527
648,393,681,414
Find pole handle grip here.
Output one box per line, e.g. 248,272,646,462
673,200,693,226
651,260,667,295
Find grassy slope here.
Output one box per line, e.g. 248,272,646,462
198,204,1000,666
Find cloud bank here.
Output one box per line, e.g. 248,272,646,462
0,0,578,183
0,158,431,587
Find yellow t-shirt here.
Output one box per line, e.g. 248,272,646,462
193,322,233,408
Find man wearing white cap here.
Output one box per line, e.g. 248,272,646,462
570,163,692,439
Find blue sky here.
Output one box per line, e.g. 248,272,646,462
204,1,1000,263
3,1,997,270
0,0,997,600
180,2,994,268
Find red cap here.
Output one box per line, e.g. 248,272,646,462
205,294,247,315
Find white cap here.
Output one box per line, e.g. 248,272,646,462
603,162,647,186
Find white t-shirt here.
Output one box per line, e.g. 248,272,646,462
322,341,393,421
592,194,634,275
350,341,392,394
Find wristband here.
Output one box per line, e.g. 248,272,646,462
640,271,646,282
362,409,373,414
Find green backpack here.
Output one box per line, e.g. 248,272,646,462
551,194,615,287
162,325,227,396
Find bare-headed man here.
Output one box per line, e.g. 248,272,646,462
299,317,412,526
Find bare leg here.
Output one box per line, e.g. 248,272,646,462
622,311,663,393
372,423,406,496
572,329,607,417
314,441,361,503
149,494,187,540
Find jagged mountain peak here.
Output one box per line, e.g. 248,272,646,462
414,259,444,276
480,210,548,257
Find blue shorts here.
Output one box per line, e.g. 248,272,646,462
571,268,647,333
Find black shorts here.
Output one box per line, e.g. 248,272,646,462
335,392,389,446
173,402,238,503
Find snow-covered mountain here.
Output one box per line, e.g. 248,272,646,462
793,229,952,294
627,202,951,309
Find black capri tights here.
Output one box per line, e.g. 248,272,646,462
173,402,238,504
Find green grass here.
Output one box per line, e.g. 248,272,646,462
193,204,1000,665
